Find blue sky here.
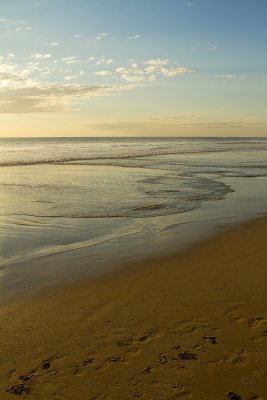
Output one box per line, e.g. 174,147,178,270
0,0,267,136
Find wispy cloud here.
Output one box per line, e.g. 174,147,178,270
62,56,80,64
32,53,52,60
0,83,120,113
115,60,194,82
93,70,112,77
0,17,32,32
89,56,115,66
50,42,59,47
65,70,84,80
145,59,169,66
0,57,128,113
215,74,236,79
128,34,141,40
95,32,108,40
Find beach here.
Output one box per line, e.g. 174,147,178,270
1,217,266,400
1,0,267,397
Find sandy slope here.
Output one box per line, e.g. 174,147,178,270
0,218,267,400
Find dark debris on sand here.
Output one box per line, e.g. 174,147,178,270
227,392,242,400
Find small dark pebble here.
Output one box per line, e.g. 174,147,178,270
178,351,198,360
227,392,242,400
42,361,51,369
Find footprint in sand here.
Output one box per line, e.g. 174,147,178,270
138,329,158,342
6,382,31,395
178,351,198,360
158,353,168,364
117,337,133,347
203,335,217,344
107,355,124,362
231,353,249,367
6,353,63,394
142,366,153,374
174,392,193,399
248,317,266,328
73,357,95,376
178,321,207,335
251,330,267,342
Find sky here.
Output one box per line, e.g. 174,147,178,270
0,0,267,137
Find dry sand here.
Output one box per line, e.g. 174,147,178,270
0,218,267,400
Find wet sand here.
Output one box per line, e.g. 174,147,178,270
0,217,267,399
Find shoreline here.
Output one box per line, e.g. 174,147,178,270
1,216,267,398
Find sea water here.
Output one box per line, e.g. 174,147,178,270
1,137,267,297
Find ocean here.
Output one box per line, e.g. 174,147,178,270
1,137,267,298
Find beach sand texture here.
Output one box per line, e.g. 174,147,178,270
0,218,267,400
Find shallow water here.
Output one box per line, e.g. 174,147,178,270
1,137,267,298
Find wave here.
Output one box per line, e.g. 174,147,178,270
0,148,230,167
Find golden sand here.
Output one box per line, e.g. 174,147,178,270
0,218,267,399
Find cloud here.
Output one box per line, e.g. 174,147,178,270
115,66,146,82
115,62,194,82
0,60,41,88
0,17,23,25
50,42,59,47
62,57,80,64
145,59,169,66
65,70,85,80
92,56,115,66
89,118,267,133
0,58,127,113
0,83,121,113
32,53,52,60
215,74,246,81
115,67,144,75
160,67,194,77
93,70,112,77
95,32,108,40
215,74,236,79
0,17,31,32
128,34,141,40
